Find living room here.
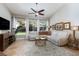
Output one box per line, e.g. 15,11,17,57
1,2,79,57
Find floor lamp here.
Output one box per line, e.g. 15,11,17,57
71,26,78,49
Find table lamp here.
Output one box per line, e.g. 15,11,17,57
71,26,78,48
71,26,78,40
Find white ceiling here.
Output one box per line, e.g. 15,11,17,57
4,3,64,19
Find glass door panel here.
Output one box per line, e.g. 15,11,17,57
39,20,48,31
29,20,37,31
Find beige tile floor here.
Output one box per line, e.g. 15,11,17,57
3,39,79,56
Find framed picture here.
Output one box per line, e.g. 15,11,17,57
64,22,71,30
55,22,64,30
52,25,56,30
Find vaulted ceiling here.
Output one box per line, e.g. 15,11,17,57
4,3,64,19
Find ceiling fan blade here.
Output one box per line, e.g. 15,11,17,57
31,8,36,13
39,12,44,15
38,9,45,12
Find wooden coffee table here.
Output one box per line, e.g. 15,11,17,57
35,37,47,46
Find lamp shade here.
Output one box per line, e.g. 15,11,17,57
71,26,78,30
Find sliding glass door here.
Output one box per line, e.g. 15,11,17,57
13,17,26,39
26,19,49,40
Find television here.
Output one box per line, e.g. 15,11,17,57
0,17,10,30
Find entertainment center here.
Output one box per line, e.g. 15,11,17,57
0,31,15,51
0,17,16,51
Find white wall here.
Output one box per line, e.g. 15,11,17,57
50,4,79,26
0,4,11,20
0,4,11,32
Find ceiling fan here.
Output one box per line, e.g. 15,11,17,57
28,3,45,17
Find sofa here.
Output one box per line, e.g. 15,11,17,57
28,31,38,40
48,30,70,46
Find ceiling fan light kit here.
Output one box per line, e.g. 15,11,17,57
36,13,39,16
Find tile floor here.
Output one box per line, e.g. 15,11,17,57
3,39,79,56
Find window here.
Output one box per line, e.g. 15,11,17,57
29,19,48,32
29,20,37,31
39,20,48,31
